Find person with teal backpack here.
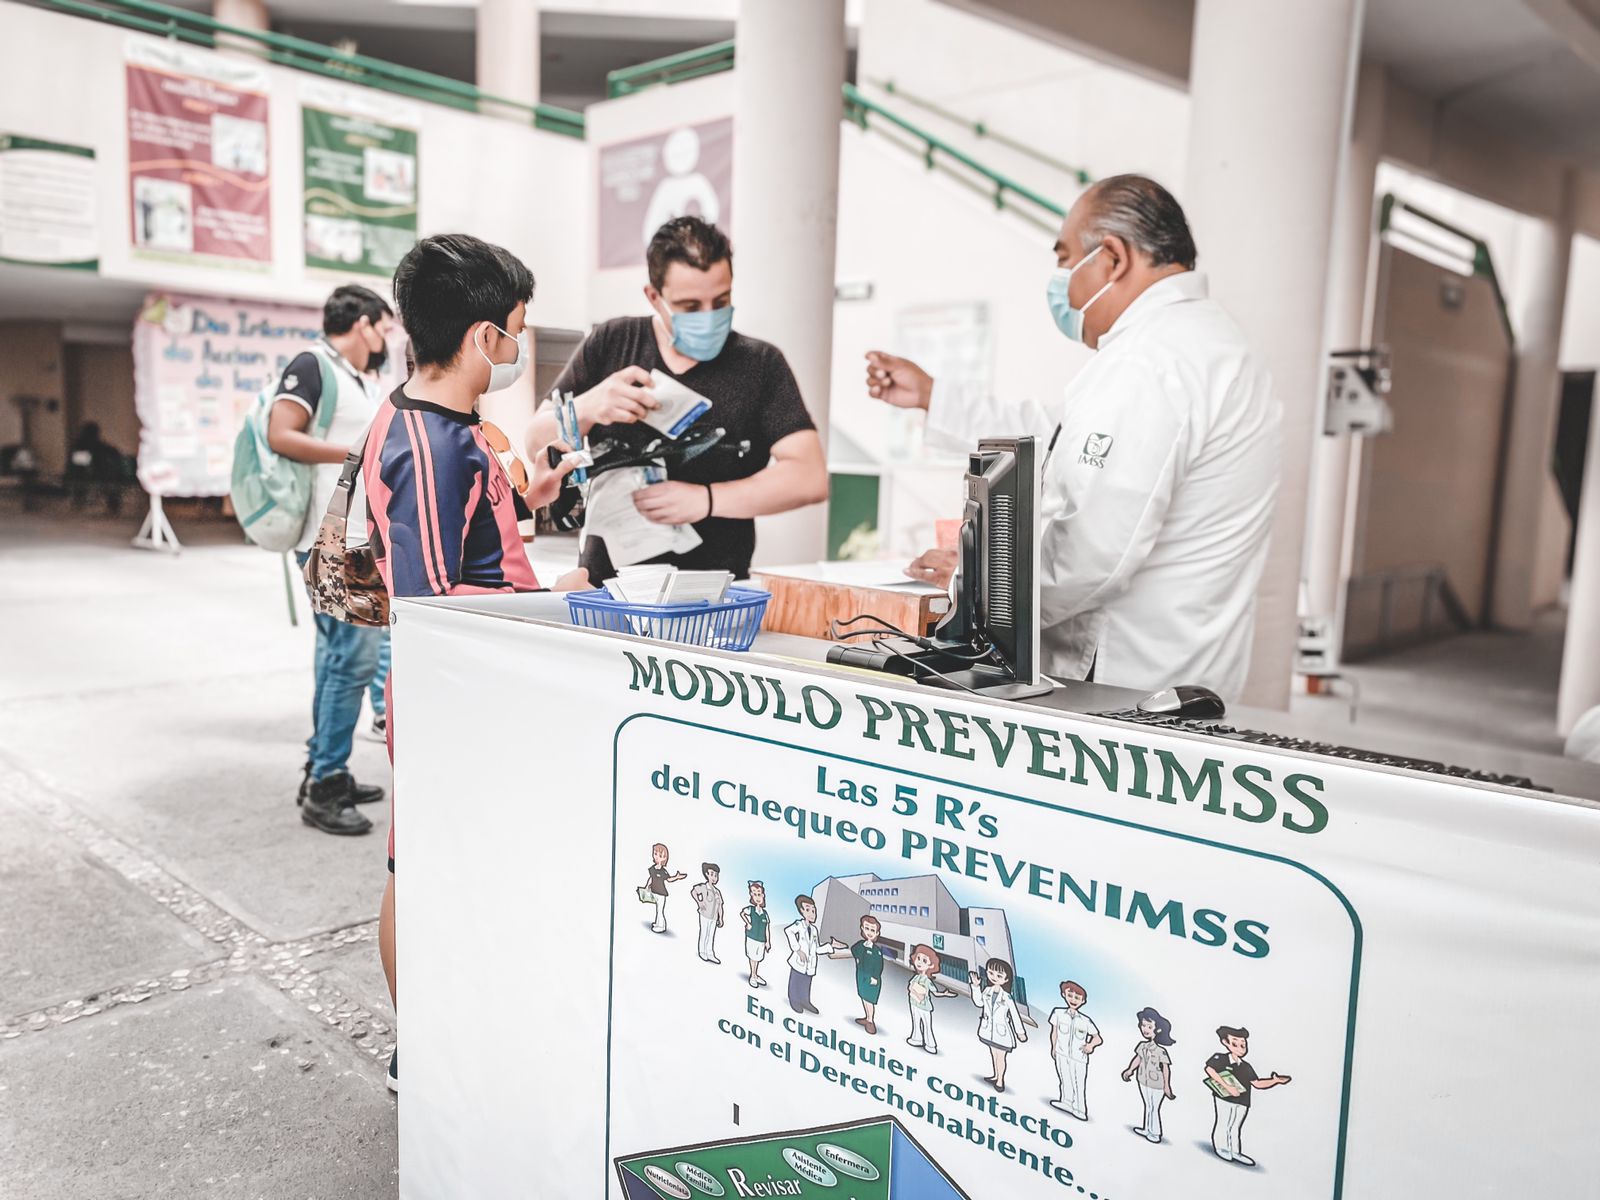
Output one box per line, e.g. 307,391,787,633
247,285,397,837
232,352,341,552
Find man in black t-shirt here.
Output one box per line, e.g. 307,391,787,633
1204,1025,1292,1167
527,217,827,579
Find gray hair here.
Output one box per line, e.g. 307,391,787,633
1078,174,1198,270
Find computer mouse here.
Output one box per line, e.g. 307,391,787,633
1137,684,1227,720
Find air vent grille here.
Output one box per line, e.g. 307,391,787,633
989,492,1014,626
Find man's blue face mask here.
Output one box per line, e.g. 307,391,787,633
668,305,734,361
1046,244,1113,345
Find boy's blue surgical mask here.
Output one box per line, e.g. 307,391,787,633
665,304,734,361
1046,244,1113,345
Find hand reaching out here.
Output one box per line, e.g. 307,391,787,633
864,351,933,410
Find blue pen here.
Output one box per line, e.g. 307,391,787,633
559,392,588,484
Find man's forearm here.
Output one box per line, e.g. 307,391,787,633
707,459,828,520
524,405,564,460
269,428,347,465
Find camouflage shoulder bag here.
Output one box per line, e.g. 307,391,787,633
302,447,390,628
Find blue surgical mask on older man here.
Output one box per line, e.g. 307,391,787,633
1046,244,1114,345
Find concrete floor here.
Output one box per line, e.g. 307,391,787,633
0,504,400,1199
1290,607,1570,758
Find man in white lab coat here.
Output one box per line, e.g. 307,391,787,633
866,174,1281,700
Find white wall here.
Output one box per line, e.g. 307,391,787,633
856,0,1189,214
828,124,1086,551
1563,235,1600,371
0,2,589,331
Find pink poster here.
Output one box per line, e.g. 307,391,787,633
597,117,732,270
132,291,320,497
126,39,271,265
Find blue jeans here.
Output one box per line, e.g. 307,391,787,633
369,630,391,717
298,554,384,780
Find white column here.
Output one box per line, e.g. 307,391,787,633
1183,0,1364,709
733,0,846,566
1493,172,1575,630
1304,62,1386,655
213,0,268,57
213,0,267,31
476,0,540,115
1559,386,1600,734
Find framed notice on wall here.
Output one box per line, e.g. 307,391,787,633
597,117,732,270
124,36,271,267
301,80,420,277
0,134,97,269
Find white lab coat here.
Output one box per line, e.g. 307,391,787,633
784,919,822,975
925,272,1281,700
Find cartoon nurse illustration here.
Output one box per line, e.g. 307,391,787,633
969,958,1027,1093
1205,1025,1292,1166
1047,979,1102,1120
690,863,724,963
905,944,957,1054
644,843,686,934
827,914,886,1035
1120,1007,1177,1143
740,881,772,989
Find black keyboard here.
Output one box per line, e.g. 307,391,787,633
1096,709,1547,791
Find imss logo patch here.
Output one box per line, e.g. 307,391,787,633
1079,432,1114,468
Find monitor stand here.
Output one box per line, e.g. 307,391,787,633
826,641,1055,701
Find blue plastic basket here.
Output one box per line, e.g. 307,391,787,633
565,585,771,651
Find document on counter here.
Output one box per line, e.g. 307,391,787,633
645,370,713,438
583,464,702,568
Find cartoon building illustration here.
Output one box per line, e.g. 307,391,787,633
615,1116,970,1200
809,873,1030,1009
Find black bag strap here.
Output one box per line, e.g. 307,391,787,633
325,445,364,523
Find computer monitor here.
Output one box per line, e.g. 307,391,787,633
827,435,1053,700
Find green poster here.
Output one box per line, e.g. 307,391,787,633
302,105,417,277
616,1116,969,1200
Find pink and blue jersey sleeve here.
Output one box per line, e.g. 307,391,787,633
363,397,540,597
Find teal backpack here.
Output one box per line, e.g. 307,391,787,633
230,348,341,552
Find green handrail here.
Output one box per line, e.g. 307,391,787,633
870,77,1092,185
23,0,586,138
842,83,1064,224
608,39,735,98
605,42,1066,229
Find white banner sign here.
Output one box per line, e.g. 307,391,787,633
0,134,97,269
394,600,1600,1200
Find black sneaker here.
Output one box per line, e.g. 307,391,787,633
298,765,384,806
387,1048,399,1093
301,772,374,836
362,714,387,744
349,776,386,805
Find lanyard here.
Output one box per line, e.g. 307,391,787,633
1044,422,1064,472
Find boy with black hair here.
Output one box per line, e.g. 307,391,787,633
364,234,586,1091
524,216,827,580
269,283,395,838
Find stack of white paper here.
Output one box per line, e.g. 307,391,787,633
607,564,676,605
605,565,732,607
662,569,733,605
583,464,702,567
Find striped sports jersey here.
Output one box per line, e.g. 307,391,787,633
362,387,540,597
